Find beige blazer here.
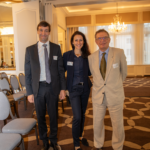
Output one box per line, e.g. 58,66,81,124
88,47,127,106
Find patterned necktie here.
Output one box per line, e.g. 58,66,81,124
43,44,51,83
100,52,106,80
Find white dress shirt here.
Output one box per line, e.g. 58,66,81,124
38,41,50,81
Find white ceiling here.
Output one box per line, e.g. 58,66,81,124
0,0,150,20
47,0,150,16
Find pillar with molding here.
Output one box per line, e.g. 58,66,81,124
12,1,39,75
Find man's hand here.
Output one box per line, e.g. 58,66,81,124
59,90,66,100
28,94,34,103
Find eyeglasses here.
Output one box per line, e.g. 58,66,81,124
96,36,109,41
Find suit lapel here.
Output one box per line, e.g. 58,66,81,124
69,50,74,61
105,47,114,80
83,57,87,76
94,50,103,79
34,43,40,69
68,50,74,77
49,42,53,66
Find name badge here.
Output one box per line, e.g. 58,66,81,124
53,56,58,60
113,63,118,68
67,61,73,66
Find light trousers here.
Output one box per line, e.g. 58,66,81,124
93,96,125,150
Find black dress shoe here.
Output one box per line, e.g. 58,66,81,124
80,138,89,146
50,142,61,150
41,143,49,150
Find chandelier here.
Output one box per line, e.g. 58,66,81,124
108,2,127,33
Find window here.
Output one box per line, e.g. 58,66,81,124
127,49,131,56
126,38,131,44
143,23,150,64
68,23,150,65
78,27,87,35
97,24,134,65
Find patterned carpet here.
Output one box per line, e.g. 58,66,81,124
124,77,150,97
0,77,150,150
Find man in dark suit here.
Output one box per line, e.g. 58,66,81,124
25,21,66,150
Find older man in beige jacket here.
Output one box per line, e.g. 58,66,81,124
88,29,127,150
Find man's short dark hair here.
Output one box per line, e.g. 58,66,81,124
37,21,51,32
95,29,110,38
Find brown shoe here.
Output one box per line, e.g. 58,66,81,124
91,146,103,150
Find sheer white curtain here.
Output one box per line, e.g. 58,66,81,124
79,26,97,53
143,23,150,64
96,25,138,65
67,23,150,65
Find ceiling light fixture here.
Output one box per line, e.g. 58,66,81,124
108,1,127,33
5,2,12,4
66,7,88,12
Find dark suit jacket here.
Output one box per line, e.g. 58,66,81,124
63,50,92,93
25,41,66,98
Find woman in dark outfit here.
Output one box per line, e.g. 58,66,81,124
63,31,92,150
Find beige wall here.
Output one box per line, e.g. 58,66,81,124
58,26,66,54
56,8,67,30
0,6,12,22
143,11,150,22
66,11,150,27
96,12,138,24
66,15,91,26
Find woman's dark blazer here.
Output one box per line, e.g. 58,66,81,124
63,50,92,93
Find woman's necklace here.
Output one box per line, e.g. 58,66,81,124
74,49,82,57
75,53,81,57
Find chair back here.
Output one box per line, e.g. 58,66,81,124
0,72,7,78
0,78,10,93
0,72,9,83
10,75,20,93
18,73,26,90
0,90,10,121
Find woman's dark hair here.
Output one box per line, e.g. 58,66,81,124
71,31,91,58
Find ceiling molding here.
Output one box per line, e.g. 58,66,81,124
54,2,109,7
46,0,147,7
